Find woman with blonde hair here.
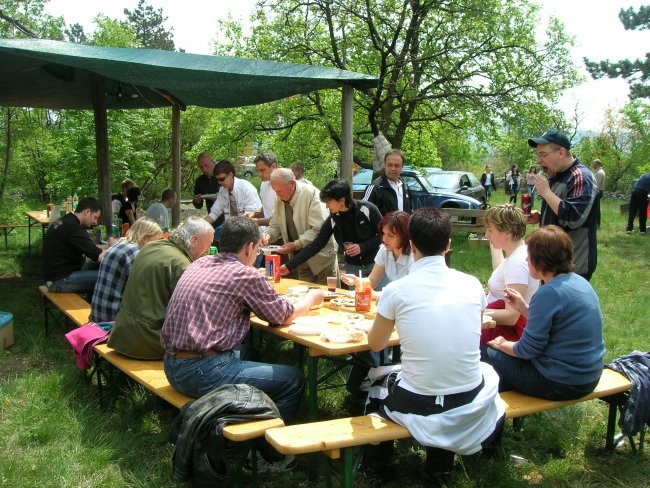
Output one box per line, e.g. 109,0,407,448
481,204,539,345
90,218,162,322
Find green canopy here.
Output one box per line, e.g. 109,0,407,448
0,38,377,110
0,38,376,226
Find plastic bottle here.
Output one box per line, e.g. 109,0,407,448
72,193,79,211
355,275,372,312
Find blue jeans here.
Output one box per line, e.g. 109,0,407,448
163,348,305,422
47,264,99,295
481,346,599,401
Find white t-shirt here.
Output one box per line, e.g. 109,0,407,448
144,202,169,229
377,255,486,395
260,181,277,219
374,245,413,282
486,244,539,304
208,177,262,222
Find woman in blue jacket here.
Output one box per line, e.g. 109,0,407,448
482,225,605,400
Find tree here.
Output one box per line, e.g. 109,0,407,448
216,0,578,161
584,5,650,99
124,0,175,50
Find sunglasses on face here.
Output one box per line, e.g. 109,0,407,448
216,176,228,183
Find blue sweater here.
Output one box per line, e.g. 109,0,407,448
514,273,605,385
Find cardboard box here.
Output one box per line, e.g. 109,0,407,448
0,311,14,349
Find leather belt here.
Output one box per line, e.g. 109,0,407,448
165,349,220,359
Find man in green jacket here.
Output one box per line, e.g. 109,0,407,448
108,217,214,359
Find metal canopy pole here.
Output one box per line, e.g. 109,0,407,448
340,84,354,185
171,104,181,228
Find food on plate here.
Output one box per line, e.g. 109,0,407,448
326,312,363,325
330,297,356,308
320,327,365,343
482,313,496,329
284,292,322,309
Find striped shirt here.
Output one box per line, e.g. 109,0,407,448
90,241,139,323
161,253,294,353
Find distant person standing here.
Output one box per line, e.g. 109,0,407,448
592,159,605,227
204,160,262,226
145,189,176,230
111,179,135,218
291,162,313,186
192,152,220,219
527,129,599,281
480,166,495,204
525,166,538,208
626,172,650,234
118,187,141,225
506,165,521,204
363,149,411,215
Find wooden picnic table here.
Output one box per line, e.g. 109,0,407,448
25,210,50,255
249,278,399,420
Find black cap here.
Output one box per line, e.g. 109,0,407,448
528,129,571,150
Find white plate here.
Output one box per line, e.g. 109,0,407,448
261,245,283,252
330,297,356,308
287,285,309,294
288,316,329,335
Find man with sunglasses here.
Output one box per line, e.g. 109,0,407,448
204,160,262,231
527,129,599,281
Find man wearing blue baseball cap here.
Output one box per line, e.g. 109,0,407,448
527,129,599,281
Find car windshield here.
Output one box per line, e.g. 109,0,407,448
353,169,373,186
427,173,458,189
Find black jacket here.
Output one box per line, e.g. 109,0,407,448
170,384,281,486
286,199,382,270
363,173,411,215
607,351,650,436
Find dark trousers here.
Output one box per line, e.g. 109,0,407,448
481,346,600,400
627,189,648,232
361,377,504,476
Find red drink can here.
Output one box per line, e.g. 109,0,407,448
265,254,281,283
521,193,531,215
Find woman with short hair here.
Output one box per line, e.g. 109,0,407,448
482,225,605,400
481,204,539,345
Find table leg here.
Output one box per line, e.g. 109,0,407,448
308,355,319,420
27,215,32,255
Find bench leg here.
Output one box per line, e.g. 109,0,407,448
340,448,354,488
605,397,619,451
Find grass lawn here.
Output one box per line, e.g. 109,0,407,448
0,194,648,487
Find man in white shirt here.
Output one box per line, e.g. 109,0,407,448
252,152,279,228
204,160,262,227
363,207,505,483
145,189,176,230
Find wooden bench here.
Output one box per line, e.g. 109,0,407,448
442,208,487,235
38,285,91,334
0,223,29,249
265,369,633,488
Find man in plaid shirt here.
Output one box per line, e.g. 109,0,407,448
161,216,322,424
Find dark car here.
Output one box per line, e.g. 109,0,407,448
237,161,257,179
352,168,481,209
424,170,486,204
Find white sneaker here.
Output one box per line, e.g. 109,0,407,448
245,451,297,474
